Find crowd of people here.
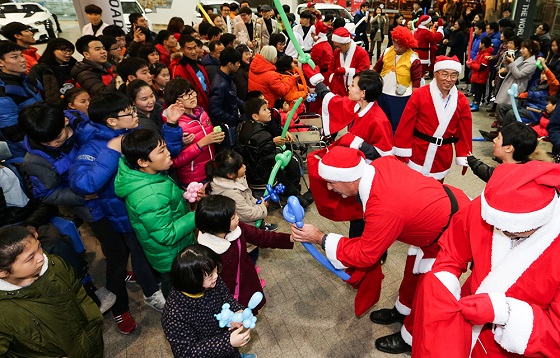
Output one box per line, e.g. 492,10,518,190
0,0,560,357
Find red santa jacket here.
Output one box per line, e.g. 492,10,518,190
413,195,560,357
169,58,210,111
468,46,493,84
414,26,444,66
310,38,334,74
393,81,472,180
326,41,370,96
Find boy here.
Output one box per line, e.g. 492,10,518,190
71,35,117,96
0,225,103,357
81,4,108,37
155,30,177,67
0,22,40,73
69,92,169,333
468,122,538,182
237,98,310,207
115,129,196,297
116,57,153,88
467,36,493,111
531,95,557,138
0,41,43,158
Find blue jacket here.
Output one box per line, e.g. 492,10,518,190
208,69,243,148
470,32,486,61
354,9,368,34
548,105,560,155
487,32,502,55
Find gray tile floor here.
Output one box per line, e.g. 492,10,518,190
54,19,553,358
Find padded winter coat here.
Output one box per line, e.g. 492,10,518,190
114,158,196,273
70,59,116,96
469,46,493,84
0,254,103,357
248,54,295,106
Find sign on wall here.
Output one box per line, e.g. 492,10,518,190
512,0,537,38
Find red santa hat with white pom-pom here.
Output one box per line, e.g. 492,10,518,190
417,14,432,27
331,27,353,44
434,55,463,75
318,146,367,182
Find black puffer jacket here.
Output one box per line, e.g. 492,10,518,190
209,70,243,149
236,120,277,186
28,58,77,104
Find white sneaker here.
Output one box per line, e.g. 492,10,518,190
144,289,166,312
95,287,116,314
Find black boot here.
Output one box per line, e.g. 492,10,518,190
369,306,406,325
375,332,411,354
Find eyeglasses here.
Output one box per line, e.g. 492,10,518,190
437,71,460,80
117,106,138,118
57,48,73,54
180,91,198,100
109,46,120,51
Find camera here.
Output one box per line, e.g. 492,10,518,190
507,50,515,57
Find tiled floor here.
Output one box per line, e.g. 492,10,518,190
54,19,553,358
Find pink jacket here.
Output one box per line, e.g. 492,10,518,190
171,106,215,185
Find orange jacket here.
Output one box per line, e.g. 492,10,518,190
248,54,295,106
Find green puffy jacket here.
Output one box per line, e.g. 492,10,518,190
114,158,196,273
0,254,103,357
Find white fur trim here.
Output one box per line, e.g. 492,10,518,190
349,136,364,149
434,271,461,300
408,160,451,180
357,165,375,212
395,296,412,315
346,68,356,87
493,298,533,354
374,145,394,157
393,147,412,157
197,226,242,254
319,157,367,182
407,245,420,256
324,233,348,269
328,73,334,83
434,59,463,75
415,258,435,274
455,156,468,166
489,292,509,325
309,73,324,86
332,34,351,44
321,92,336,136
480,191,557,232
0,254,48,291
419,18,432,27
400,324,413,345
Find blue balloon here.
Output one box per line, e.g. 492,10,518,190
215,292,262,329
302,243,351,281
507,83,522,122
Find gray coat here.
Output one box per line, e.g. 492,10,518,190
495,55,537,105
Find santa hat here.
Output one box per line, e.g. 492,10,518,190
481,161,560,232
434,55,463,75
332,27,353,44
315,20,328,38
318,146,367,182
418,15,432,27
307,1,316,8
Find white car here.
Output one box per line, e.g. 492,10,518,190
0,2,57,42
121,0,153,31
296,3,356,32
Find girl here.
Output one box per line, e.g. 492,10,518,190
64,87,90,114
0,225,103,356
127,79,163,131
234,44,251,101
162,244,255,358
164,78,225,185
167,17,185,41
138,44,160,67
150,63,170,103
195,195,293,313
275,55,308,115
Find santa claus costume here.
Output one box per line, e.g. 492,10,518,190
308,20,334,113
393,56,472,180
326,28,370,97
412,161,560,357
413,15,444,75
316,147,470,350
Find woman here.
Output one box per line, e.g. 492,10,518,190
209,14,225,32
28,38,77,104
495,40,538,127
167,17,185,41
248,46,295,106
234,44,251,101
125,26,152,58
546,37,560,77
269,33,286,58
445,19,468,66
138,44,160,67
387,13,405,48
369,7,387,61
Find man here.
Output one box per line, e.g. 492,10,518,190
393,56,472,181
71,35,117,96
485,22,501,55
0,41,43,158
0,22,40,74
126,13,156,44
293,10,316,53
220,2,236,33
413,15,444,76
412,161,560,357
208,47,243,150
373,26,422,131
103,25,127,57
255,5,278,49
233,7,257,50
81,4,108,37
169,35,210,111
354,2,370,53
326,27,370,97
201,40,225,84
536,23,552,57
412,2,424,21
281,13,305,59
154,30,178,67
291,146,470,354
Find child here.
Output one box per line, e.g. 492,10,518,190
150,63,170,104
237,98,311,207
116,57,153,90
206,150,277,231
115,129,196,297
138,44,160,67
0,225,103,356
161,244,255,358
64,87,90,114
127,79,163,132
468,122,538,182
532,96,558,138
466,36,493,112
195,195,293,312
275,55,308,114
163,78,225,186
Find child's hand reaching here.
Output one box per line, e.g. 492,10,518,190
165,103,185,125
230,326,251,347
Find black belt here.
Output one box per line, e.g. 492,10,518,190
435,185,460,241
414,130,459,146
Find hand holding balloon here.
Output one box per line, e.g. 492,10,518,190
256,183,285,204
215,292,264,329
183,182,204,203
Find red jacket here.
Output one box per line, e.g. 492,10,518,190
169,106,215,185
169,58,210,111
155,43,171,67
468,46,493,84
248,54,295,106
23,46,40,74
310,39,333,73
